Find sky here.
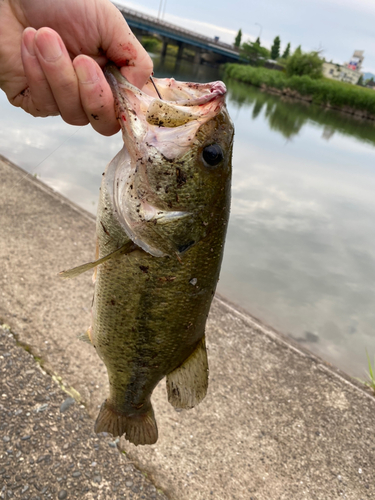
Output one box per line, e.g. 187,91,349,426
115,0,375,75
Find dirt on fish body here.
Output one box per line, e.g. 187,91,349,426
61,65,234,445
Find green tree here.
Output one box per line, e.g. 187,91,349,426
270,36,281,60
255,36,261,45
281,42,291,59
240,41,270,66
285,48,323,79
234,29,242,48
357,75,364,86
141,36,161,53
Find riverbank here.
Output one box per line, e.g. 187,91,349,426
1,154,375,499
225,63,375,120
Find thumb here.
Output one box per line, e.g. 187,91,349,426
98,2,153,89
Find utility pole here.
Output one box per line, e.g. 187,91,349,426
158,0,167,20
255,23,263,41
157,0,163,20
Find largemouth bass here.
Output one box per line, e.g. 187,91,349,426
61,65,234,445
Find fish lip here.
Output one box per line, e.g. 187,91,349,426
175,81,227,106
105,64,144,99
166,84,226,106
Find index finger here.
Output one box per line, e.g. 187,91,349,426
74,55,120,136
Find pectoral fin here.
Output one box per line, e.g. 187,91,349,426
59,240,135,279
166,336,208,409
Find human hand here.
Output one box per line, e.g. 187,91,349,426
0,0,153,135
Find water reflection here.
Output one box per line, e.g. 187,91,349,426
226,77,375,145
1,55,375,377
0,92,123,214
220,73,375,377
153,53,221,83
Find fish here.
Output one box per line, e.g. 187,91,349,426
60,64,234,445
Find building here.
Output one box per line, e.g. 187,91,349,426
322,62,362,84
346,50,364,72
322,50,364,85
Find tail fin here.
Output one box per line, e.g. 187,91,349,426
94,400,158,446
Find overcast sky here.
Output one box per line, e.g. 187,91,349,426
116,0,375,75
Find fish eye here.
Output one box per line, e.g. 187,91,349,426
202,144,224,167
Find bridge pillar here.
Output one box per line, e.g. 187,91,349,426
194,48,202,65
161,39,168,59
176,42,184,62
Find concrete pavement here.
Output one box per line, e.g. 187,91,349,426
0,324,168,500
1,155,374,500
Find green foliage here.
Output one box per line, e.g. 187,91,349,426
141,37,162,53
225,64,285,89
357,75,364,86
225,77,307,139
234,29,242,48
281,42,291,59
270,36,281,60
224,63,375,116
255,37,261,45
285,48,323,79
357,351,375,395
240,41,270,66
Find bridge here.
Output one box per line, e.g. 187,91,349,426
113,3,240,64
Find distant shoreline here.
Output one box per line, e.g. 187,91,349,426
225,64,375,122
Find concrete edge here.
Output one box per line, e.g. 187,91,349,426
0,154,96,224
215,292,375,402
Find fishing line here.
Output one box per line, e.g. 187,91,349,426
10,127,81,190
150,76,163,100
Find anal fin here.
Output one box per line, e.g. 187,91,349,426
166,336,208,409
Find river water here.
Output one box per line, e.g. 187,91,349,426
1,54,375,377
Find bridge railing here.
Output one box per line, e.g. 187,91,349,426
113,3,240,54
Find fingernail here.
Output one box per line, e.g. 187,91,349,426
23,28,36,56
75,60,99,84
36,30,62,61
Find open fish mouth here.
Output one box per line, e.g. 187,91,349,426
105,63,227,107
104,64,227,154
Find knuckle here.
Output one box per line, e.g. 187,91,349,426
56,78,77,94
